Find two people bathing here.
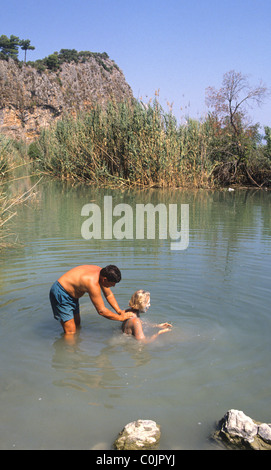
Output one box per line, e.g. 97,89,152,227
49,264,172,342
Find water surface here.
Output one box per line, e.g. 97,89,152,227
0,181,270,449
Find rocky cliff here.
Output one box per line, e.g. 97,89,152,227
0,56,134,141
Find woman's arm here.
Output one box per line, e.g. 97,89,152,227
141,320,172,329
132,319,171,343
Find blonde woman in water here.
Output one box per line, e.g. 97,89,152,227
122,290,172,342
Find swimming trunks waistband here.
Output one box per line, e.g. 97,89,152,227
55,280,78,300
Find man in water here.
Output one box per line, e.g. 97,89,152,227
50,264,134,335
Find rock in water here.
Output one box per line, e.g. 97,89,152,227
114,419,161,450
213,409,271,450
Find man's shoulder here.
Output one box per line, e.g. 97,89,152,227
81,265,101,275
82,267,101,293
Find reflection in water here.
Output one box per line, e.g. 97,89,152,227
51,329,153,394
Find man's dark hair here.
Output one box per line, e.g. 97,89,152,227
100,265,121,283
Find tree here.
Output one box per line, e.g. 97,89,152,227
45,53,60,71
0,35,10,59
205,71,269,183
264,126,271,159
20,39,35,62
0,34,20,60
206,70,268,136
58,49,79,64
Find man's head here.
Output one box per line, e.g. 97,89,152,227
100,265,121,287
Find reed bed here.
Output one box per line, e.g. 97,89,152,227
0,135,40,249
4,98,271,190
28,100,219,188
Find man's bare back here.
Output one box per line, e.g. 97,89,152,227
58,265,102,299
50,264,134,336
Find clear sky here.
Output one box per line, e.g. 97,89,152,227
1,0,271,129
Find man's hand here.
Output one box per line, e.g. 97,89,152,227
118,310,136,321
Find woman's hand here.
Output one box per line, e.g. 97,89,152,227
157,328,171,335
158,322,172,329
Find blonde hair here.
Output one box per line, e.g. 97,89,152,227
129,290,150,311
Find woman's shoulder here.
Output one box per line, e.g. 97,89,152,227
122,315,141,332
125,315,140,326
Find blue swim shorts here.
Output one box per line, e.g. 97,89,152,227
49,280,79,323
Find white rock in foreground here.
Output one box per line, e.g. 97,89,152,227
213,409,271,450
114,419,161,450
224,409,258,442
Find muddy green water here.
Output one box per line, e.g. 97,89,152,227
0,181,270,450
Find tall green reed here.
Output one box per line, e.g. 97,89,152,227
0,134,40,249
29,99,218,188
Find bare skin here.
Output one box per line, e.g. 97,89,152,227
122,308,172,343
57,265,134,335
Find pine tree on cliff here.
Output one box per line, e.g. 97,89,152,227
0,35,20,60
20,39,35,62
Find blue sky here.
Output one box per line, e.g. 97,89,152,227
2,0,271,128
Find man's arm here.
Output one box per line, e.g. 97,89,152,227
89,284,133,321
101,285,123,314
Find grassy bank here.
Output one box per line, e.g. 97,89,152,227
28,99,271,188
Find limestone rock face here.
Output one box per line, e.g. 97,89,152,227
0,57,133,141
213,409,271,450
114,420,161,450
